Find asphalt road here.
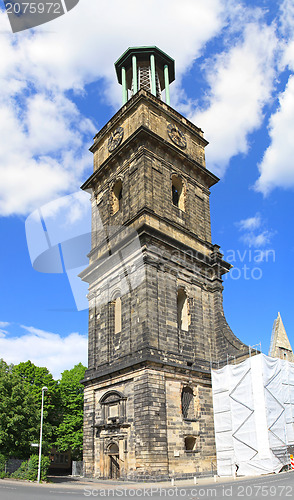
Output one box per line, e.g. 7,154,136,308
0,471,293,500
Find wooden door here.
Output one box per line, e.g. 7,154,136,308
109,455,120,479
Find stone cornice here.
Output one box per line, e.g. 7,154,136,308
89,89,208,154
82,125,218,192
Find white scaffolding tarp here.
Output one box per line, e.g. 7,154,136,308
211,354,294,476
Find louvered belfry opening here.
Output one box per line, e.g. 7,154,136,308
139,65,151,92
132,64,161,99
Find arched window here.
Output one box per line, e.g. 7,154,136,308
177,288,190,331
108,443,119,455
172,175,185,211
112,180,122,214
99,391,126,426
181,387,195,420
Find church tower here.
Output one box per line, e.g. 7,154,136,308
81,46,249,480
269,312,294,362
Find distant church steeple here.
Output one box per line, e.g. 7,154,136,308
269,312,294,362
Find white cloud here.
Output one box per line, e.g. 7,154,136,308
0,154,71,216
0,87,95,215
190,21,278,175
254,74,294,194
240,230,274,248
40,191,91,229
26,94,83,155
0,321,10,328
0,321,10,337
252,0,294,195
279,0,294,38
0,325,87,379
0,0,290,211
0,0,226,216
237,214,262,231
236,213,275,248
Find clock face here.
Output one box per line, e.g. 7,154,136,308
108,127,124,152
167,124,187,149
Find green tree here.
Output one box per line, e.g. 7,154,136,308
0,359,39,458
55,363,86,460
12,360,62,453
12,454,50,482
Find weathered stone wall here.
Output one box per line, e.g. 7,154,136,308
91,90,206,173
165,374,215,475
84,236,248,374
83,365,216,479
83,384,95,477
89,138,213,260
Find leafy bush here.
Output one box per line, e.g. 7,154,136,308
28,455,50,482
0,471,8,479
11,455,50,482
0,454,6,472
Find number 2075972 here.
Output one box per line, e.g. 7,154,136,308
237,485,292,497
5,3,62,15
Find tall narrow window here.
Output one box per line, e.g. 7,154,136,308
112,180,122,214
114,296,122,334
172,184,179,206
177,288,190,331
181,387,195,420
172,175,185,211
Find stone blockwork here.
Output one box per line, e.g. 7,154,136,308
90,90,206,174
83,365,216,480
81,88,249,479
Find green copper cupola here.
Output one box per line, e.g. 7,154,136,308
115,46,175,106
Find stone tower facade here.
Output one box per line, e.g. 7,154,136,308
80,47,249,480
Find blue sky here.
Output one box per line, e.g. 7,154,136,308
0,0,293,378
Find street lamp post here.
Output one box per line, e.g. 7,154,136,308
37,386,48,483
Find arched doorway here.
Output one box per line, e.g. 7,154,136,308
108,443,120,479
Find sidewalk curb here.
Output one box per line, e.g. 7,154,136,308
2,471,293,490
